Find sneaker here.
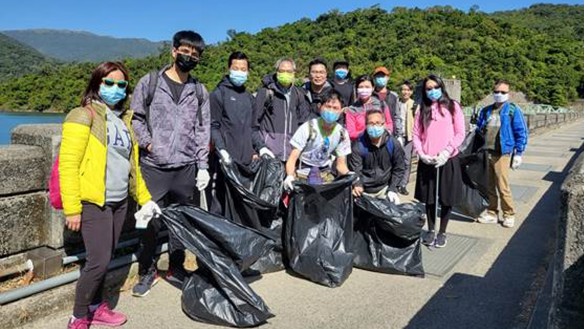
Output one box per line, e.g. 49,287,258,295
502,215,515,228
477,211,498,224
422,230,436,246
398,186,409,196
67,317,90,329
132,268,159,297
435,233,447,248
165,266,190,286
90,302,127,327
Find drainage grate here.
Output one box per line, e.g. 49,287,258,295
421,233,479,277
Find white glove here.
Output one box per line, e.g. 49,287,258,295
397,136,404,147
468,123,477,132
259,147,275,158
219,149,232,165
434,150,450,168
387,191,400,204
418,154,435,165
196,169,210,191
134,200,162,229
511,155,522,170
284,175,296,191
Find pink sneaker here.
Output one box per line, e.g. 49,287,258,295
67,316,90,329
90,302,127,327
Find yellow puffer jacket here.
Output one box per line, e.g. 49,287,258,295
59,102,151,216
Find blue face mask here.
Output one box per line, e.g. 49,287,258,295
229,70,248,87
366,125,385,138
374,76,388,88
99,84,126,106
335,69,348,80
426,88,442,101
320,109,340,124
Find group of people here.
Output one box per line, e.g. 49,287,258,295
58,30,528,329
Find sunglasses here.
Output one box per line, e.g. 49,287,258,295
493,91,508,95
102,78,128,89
425,86,440,91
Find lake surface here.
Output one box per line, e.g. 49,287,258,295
0,111,65,145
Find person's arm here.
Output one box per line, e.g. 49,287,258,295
348,141,364,185
210,89,227,152
130,75,152,150
345,110,359,140
511,105,528,155
194,85,211,170
383,101,395,136
336,155,350,176
444,101,466,155
286,148,301,177
412,106,424,156
335,128,352,175
294,87,312,125
250,93,266,152
388,138,406,192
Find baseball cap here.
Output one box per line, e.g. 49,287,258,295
373,66,390,76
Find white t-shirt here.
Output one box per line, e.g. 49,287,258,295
290,118,351,168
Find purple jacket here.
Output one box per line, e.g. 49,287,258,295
131,67,210,169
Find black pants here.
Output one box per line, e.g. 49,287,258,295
137,163,197,275
73,199,127,318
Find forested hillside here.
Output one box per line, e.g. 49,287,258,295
0,33,53,81
0,4,582,112
3,29,164,62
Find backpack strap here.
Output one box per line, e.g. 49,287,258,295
357,134,394,159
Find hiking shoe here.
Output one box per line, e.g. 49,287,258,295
477,211,498,224
132,268,159,297
398,186,409,196
435,233,447,248
67,316,90,329
502,215,515,228
422,230,436,246
165,266,190,286
90,302,127,327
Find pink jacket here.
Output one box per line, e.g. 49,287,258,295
412,101,465,158
345,98,394,140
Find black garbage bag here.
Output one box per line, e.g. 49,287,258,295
457,181,489,219
353,196,425,276
222,156,286,273
161,205,275,327
284,175,355,287
456,130,489,218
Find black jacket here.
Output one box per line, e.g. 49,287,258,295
211,76,264,165
349,132,406,193
255,74,312,161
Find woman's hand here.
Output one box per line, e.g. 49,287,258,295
66,214,81,231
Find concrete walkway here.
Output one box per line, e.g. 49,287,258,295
21,121,584,329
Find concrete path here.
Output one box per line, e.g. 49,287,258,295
20,121,584,329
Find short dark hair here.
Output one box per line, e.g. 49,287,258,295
400,80,413,90
172,31,205,56
366,109,385,122
494,79,510,87
333,59,349,70
309,57,328,71
82,61,130,110
228,51,249,68
355,74,373,90
321,88,343,105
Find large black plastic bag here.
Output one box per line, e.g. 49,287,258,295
456,131,489,218
353,196,425,276
284,175,355,287
161,205,275,327
222,157,285,273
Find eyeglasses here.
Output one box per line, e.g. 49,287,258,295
493,91,509,95
102,78,128,89
425,86,440,91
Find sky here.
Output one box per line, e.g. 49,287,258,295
0,0,582,44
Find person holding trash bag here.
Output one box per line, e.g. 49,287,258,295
210,51,273,214
60,61,160,329
284,89,351,188
413,74,465,248
131,31,210,296
349,109,406,203
475,79,528,228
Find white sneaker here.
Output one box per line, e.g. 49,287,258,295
502,215,515,228
477,212,498,224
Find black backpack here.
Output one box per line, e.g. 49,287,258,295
143,70,205,129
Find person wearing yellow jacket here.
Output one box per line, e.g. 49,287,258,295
60,62,160,329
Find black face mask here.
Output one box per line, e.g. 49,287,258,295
175,54,198,72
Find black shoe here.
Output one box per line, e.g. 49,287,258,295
422,230,435,246
398,186,409,196
435,233,447,248
132,268,159,297
165,266,190,286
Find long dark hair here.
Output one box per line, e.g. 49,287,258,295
81,61,131,110
419,74,457,127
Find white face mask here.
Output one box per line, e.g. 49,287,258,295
493,92,509,104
